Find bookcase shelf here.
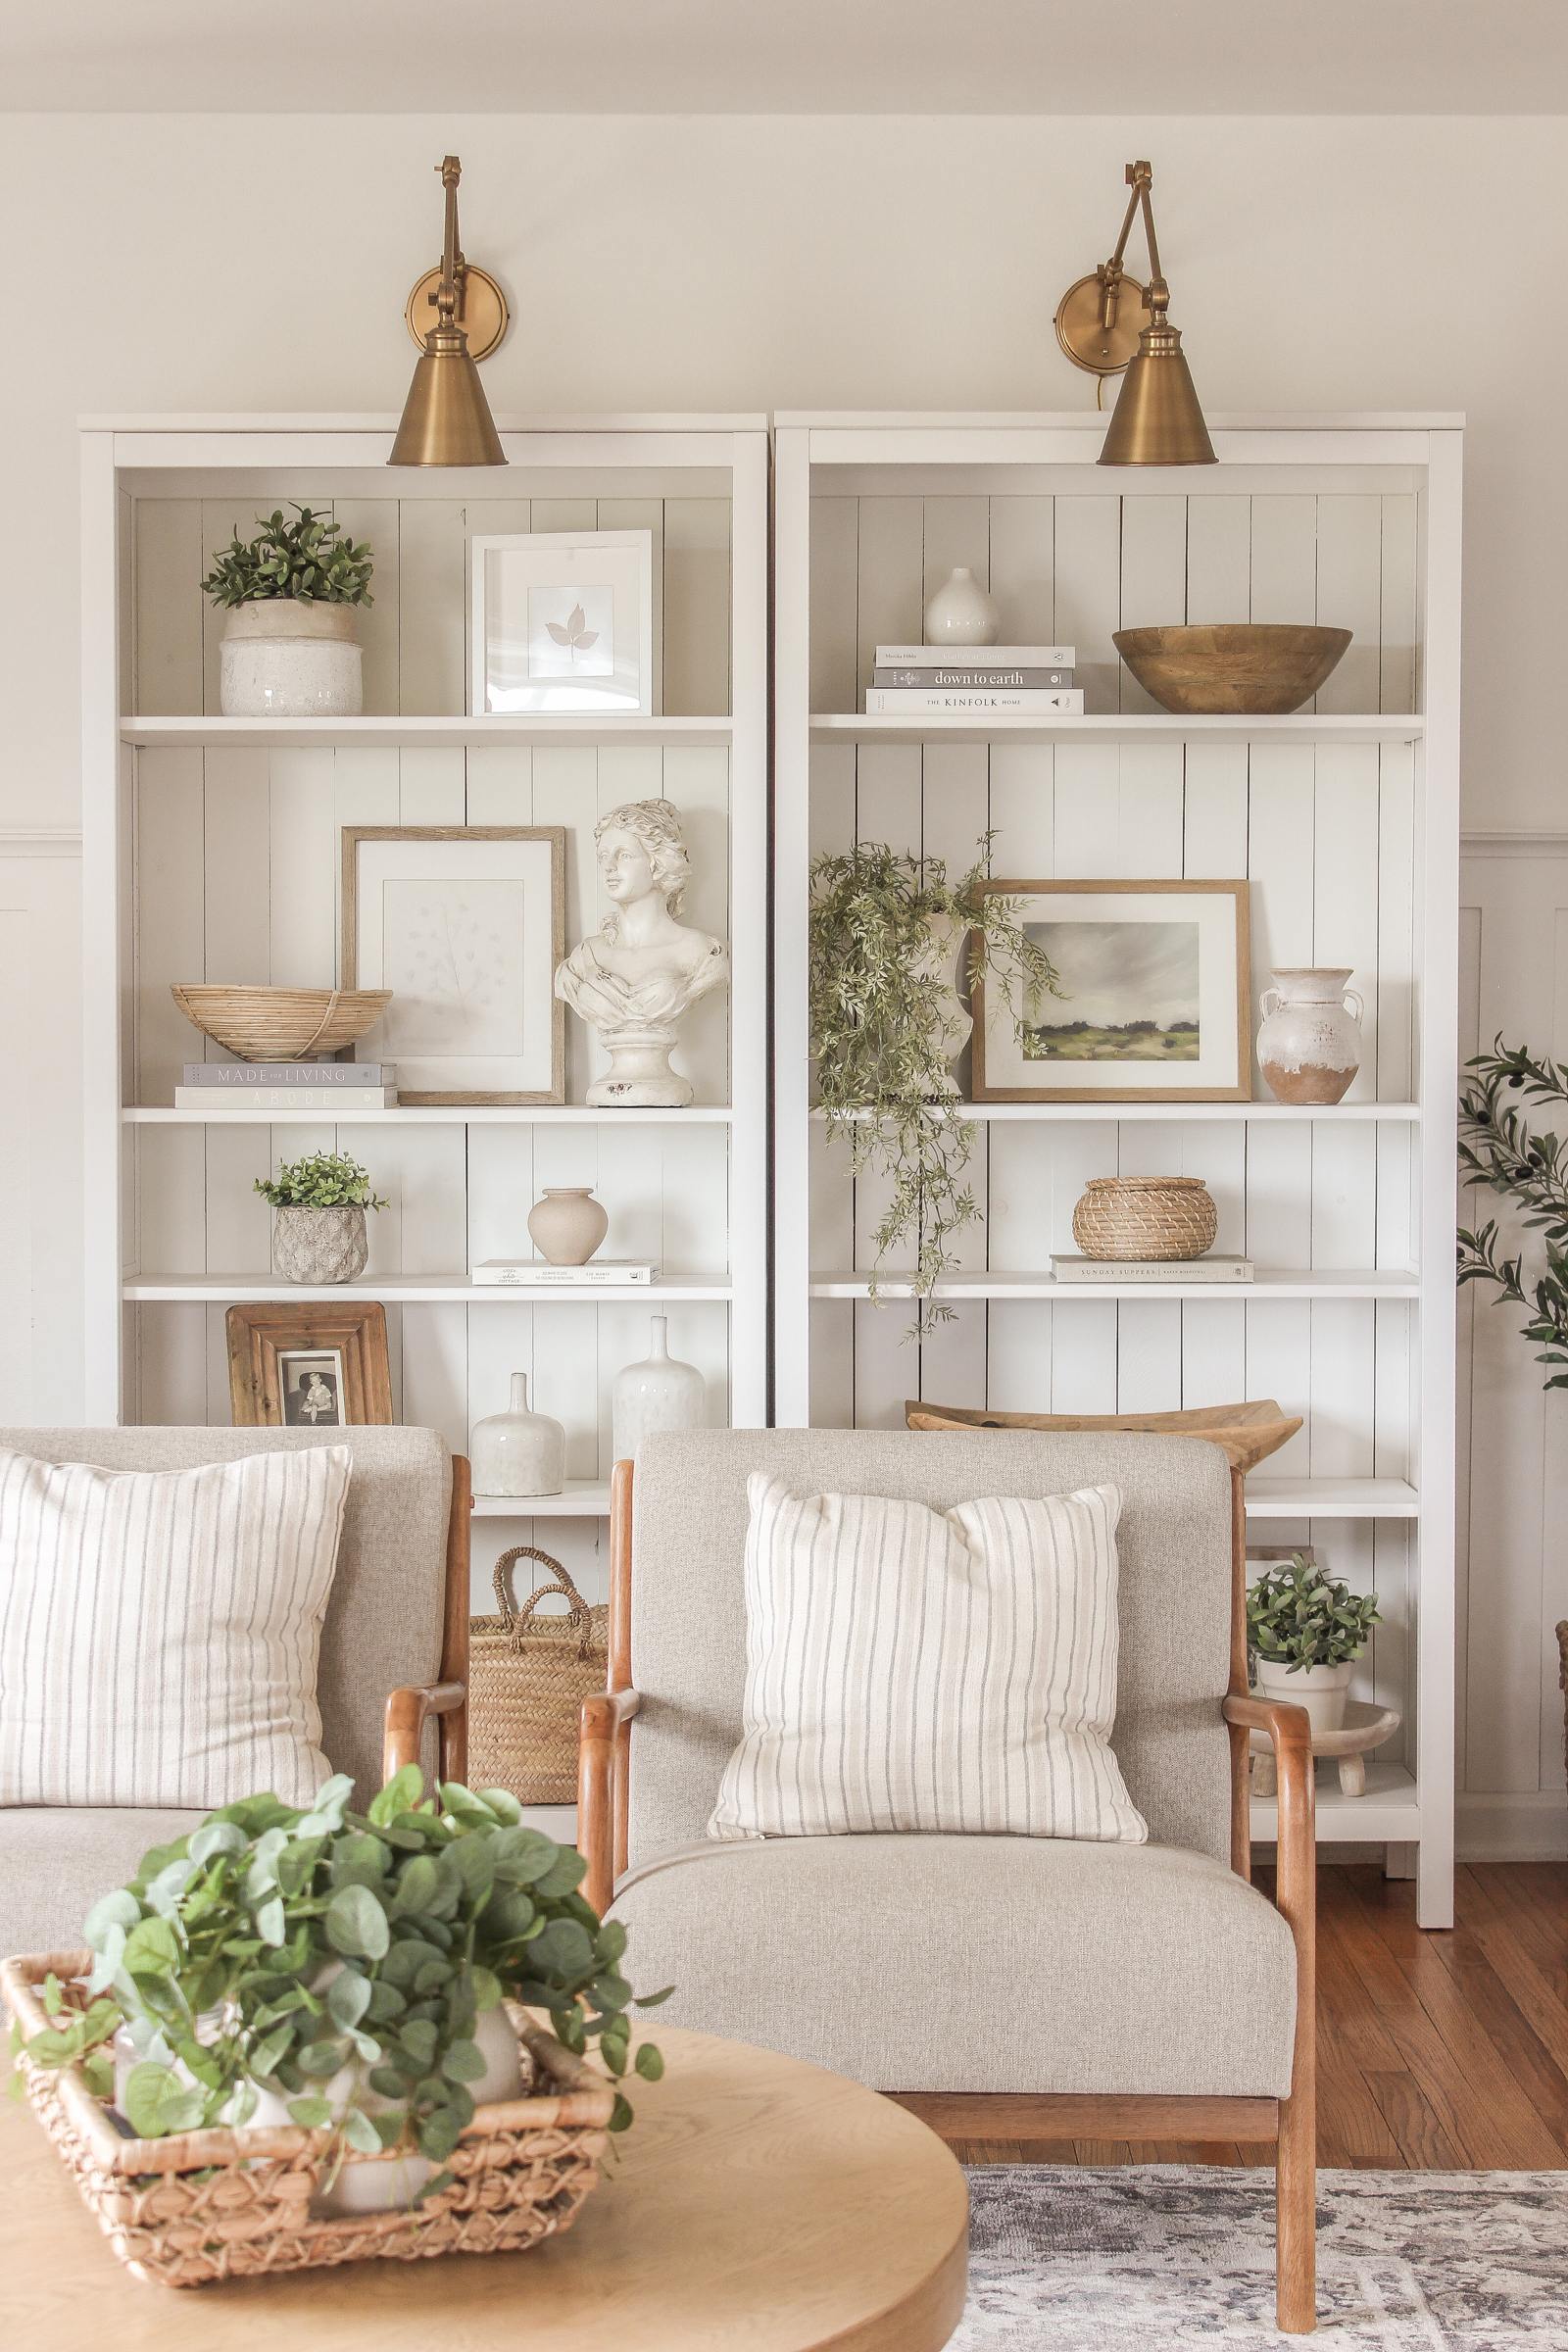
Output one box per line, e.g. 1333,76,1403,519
809,711,1423,748
122,1274,734,1305
808,1268,1418,1302
124,1104,737,1126
120,715,734,751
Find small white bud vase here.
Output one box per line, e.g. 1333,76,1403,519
922,566,1001,649
612,1315,705,1465
469,1373,565,1497
526,1186,609,1266
272,1202,368,1284
220,600,363,718
1257,967,1364,1105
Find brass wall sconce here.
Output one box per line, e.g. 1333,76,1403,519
390,157,508,468
1055,162,1215,467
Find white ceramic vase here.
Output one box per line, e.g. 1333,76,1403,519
470,1372,565,1496
272,1202,368,1284
220,601,364,718
526,1186,609,1266
1252,1656,1356,1737
612,1316,705,1465
922,566,1001,649
1257,968,1364,1105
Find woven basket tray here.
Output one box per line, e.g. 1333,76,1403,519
2,1950,613,2288
469,1549,610,1806
1071,1175,1218,1262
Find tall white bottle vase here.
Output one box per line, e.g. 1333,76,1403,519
469,1372,565,1497
612,1316,705,1466
922,566,1001,649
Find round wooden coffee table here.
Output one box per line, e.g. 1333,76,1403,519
1,2024,968,2351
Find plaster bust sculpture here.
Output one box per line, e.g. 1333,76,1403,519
554,797,729,1107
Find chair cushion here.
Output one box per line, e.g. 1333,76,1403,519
612,1833,1297,2097
0,1806,204,1959
709,1475,1146,1843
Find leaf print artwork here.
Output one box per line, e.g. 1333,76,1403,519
528,582,614,678
546,602,599,658
379,879,528,1057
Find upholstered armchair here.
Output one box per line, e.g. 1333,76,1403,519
579,1430,1317,2335
0,1427,470,1959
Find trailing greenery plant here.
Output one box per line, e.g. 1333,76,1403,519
808,838,1059,1328
11,1767,669,2190
256,1152,388,1212
1247,1553,1381,1675
201,506,374,609
1456,1036,1568,1390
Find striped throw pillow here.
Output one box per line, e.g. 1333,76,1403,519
0,1446,352,1810
708,1475,1147,1843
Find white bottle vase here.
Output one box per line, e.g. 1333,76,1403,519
612,1316,705,1465
1257,967,1364,1105
469,1372,565,1497
922,566,1001,649
526,1186,609,1266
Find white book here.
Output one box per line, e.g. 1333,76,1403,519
874,644,1074,667
1051,1254,1255,1284
470,1259,658,1287
173,1086,399,1112
864,689,1084,715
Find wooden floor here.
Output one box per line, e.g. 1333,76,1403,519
949,1862,1568,2170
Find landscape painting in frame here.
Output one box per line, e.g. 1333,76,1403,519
970,880,1250,1102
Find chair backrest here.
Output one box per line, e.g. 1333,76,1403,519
628,1428,1233,1866
0,1427,453,1809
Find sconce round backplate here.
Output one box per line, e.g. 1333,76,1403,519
405,263,509,359
1054,272,1150,376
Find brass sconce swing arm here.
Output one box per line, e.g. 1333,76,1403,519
1055,160,1215,467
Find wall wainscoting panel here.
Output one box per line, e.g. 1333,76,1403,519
0,836,83,1423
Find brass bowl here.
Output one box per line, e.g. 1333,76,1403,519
1113,623,1353,715
171,984,392,1062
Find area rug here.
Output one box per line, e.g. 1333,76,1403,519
954,2167,1568,2348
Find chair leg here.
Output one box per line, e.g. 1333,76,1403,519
1275,2085,1316,2333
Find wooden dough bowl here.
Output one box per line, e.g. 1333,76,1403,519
1113,623,1352,715
906,1396,1302,1476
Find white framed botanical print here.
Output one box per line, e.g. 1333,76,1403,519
470,529,654,715
342,826,566,1103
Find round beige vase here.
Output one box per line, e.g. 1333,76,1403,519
1257,968,1364,1105
526,1186,610,1266
272,1202,368,1284
220,601,364,718
1252,1656,1356,1737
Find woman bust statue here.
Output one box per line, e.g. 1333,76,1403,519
554,798,729,1107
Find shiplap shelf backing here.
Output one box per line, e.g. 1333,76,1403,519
82,419,768,1602
773,416,1460,1927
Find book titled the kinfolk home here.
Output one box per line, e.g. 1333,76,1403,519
864,688,1084,714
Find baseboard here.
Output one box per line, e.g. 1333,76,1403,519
1456,1791,1568,1861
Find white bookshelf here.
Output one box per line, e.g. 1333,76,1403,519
773,412,1461,1925
81,414,769,1608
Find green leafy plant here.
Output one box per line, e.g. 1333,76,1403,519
1457,1036,1568,1390
808,837,1060,1330
1247,1553,1381,1674
255,1152,388,1211
11,1768,670,2186
201,506,374,609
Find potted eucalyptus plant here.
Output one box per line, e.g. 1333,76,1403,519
202,504,374,718
257,1151,386,1285
1247,1552,1382,1735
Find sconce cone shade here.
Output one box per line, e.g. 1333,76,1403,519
390,322,506,467
1099,317,1216,466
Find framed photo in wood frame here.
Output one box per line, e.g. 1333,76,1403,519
970,879,1251,1103
342,825,566,1104
226,1301,394,1428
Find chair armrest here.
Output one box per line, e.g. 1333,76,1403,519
579,1688,643,1915
383,1681,466,1782
1223,1690,1316,2216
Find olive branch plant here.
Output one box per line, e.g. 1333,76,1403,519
201,505,374,609
808,836,1061,1333
1456,1036,1568,1388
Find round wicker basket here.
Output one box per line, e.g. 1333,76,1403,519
170,983,391,1061
1071,1175,1218,1262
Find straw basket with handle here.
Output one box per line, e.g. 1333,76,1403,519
468,1549,610,1805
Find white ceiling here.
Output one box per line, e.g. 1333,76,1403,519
2,0,1566,113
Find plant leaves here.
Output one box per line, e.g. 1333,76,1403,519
325,1882,390,1961
339,2105,382,2154
369,1764,425,1827
327,1970,372,2031
287,2097,333,2129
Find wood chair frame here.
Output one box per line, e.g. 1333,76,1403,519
382,1452,471,1788
578,1456,1316,2334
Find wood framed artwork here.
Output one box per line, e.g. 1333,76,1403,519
225,1301,394,1427
469,529,655,716
342,826,566,1104
969,879,1251,1103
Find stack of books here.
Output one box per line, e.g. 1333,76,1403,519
172,1062,398,1112
865,645,1082,716
471,1260,658,1288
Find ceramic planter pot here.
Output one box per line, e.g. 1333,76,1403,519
526,1187,609,1266
1257,968,1364,1105
220,601,364,718
1252,1656,1356,1737
469,1372,565,1496
272,1202,368,1285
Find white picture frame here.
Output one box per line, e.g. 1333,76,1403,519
470,529,655,716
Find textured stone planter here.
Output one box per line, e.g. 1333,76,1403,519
272,1202,368,1285
220,601,364,718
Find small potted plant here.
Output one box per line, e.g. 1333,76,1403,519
202,505,374,718
1247,1551,1382,1734
256,1151,387,1284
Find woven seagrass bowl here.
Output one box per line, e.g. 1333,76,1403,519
1113,623,1352,715
170,984,391,1062
1072,1175,1218,1262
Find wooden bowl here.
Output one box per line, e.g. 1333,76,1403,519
1113,623,1352,714
170,984,392,1062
